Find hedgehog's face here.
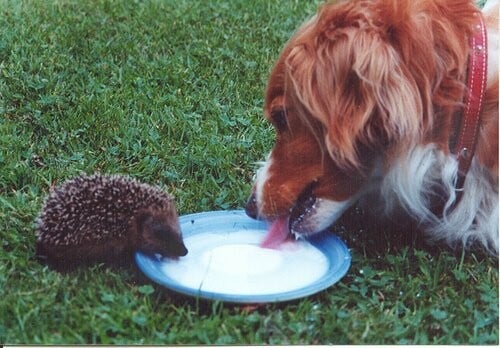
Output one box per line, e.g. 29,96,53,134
136,211,188,258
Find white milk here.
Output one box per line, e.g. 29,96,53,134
160,230,329,296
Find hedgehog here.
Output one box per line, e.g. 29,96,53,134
35,174,188,270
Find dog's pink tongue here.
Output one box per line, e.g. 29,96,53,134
260,216,291,249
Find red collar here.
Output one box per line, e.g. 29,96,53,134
452,12,488,190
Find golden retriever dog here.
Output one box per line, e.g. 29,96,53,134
246,0,498,255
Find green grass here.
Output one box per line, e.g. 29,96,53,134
0,0,497,344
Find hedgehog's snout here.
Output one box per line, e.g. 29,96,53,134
170,236,188,257
138,211,188,258
152,227,188,258
163,229,188,257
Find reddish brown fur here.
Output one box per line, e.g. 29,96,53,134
253,0,498,221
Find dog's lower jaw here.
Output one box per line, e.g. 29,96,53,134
246,186,354,238
289,197,352,236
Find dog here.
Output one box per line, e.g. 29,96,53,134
245,0,499,255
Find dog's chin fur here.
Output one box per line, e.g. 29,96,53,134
290,198,353,236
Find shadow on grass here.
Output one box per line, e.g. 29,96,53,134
331,203,492,262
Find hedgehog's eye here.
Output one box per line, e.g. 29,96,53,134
270,107,287,133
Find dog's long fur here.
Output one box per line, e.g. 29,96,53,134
381,144,498,251
246,0,499,255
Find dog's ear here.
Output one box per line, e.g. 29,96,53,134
285,16,423,169
345,28,424,155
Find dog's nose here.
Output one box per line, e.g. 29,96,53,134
245,192,259,219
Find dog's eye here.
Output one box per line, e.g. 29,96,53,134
270,108,287,132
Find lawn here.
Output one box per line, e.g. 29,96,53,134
0,0,498,344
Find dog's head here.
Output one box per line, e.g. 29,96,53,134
246,0,473,239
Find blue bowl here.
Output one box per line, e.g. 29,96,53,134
135,210,351,303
